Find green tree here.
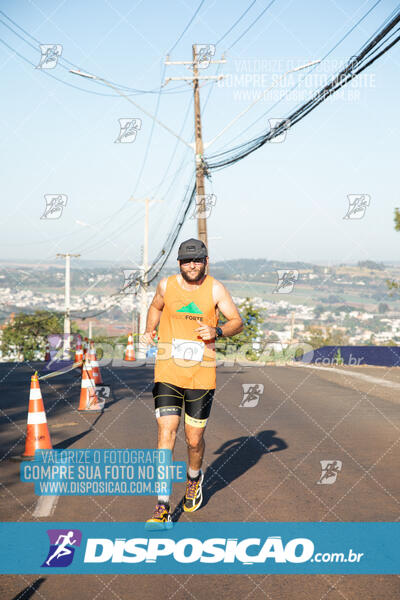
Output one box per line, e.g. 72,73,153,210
387,209,400,294
306,327,327,349
395,207,400,231
334,348,344,365
2,311,64,361
218,298,264,360
306,326,349,349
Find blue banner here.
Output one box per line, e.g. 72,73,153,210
0,522,398,574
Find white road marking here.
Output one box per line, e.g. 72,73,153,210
291,363,400,389
33,494,59,518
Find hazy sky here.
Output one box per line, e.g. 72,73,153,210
0,0,399,272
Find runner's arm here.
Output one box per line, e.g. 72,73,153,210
215,282,243,337
141,278,167,345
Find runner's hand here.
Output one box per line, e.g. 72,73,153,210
140,331,156,346
195,320,216,341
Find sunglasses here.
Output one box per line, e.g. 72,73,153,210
180,258,206,265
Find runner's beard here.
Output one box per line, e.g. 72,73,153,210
180,262,206,282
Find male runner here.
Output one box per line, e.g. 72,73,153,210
141,238,243,526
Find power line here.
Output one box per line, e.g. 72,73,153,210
218,0,384,150
227,0,277,50
216,0,258,46
0,10,193,96
168,0,207,54
205,7,400,171
101,4,400,294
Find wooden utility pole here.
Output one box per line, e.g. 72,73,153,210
165,46,225,250
192,45,207,245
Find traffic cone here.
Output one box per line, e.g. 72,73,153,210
78,359,102,411
74,337,83,364
124,334,136,361
22,373,52,458
89,342,103,385
44,342,50,362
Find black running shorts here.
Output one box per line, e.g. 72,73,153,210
152,382,215,428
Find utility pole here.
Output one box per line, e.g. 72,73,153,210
130,197,161,359
165,46,226,248
71,59,318,251
193,45,207,246
56,253,80,359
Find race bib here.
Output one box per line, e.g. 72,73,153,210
171,338,205,362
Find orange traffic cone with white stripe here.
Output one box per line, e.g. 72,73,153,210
89,342,103,385
74,337,83,364
78,359,102,411
22,373,52,458
124,334,136,361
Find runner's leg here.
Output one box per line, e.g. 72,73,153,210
184,422,205,473
153,382,184,505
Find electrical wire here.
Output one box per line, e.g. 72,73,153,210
205,7,400,171
0,10,193,96
227,0,277,50
168,0,207,54
217,0,384,151
216,0,258,46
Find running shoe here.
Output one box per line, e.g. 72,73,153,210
145,503,173,530
183,471,204,512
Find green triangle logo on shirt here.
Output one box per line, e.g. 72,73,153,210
176,301,203,314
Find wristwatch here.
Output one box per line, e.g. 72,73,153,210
215,326,223,338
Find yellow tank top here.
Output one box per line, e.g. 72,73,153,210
154,274,218,389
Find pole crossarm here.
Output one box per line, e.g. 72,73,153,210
165,56,226,66
164,75,224,83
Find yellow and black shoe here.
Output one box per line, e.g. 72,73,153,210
145,503,173,530
183,471,204,513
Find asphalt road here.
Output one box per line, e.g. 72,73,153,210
0,360,399,599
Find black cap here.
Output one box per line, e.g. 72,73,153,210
177,238,208,260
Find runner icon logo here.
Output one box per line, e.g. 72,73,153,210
240,384,264,407
95,386,110,410
317,460,342,485
41,529,82,567
273,270,298,294
343,194,370,219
